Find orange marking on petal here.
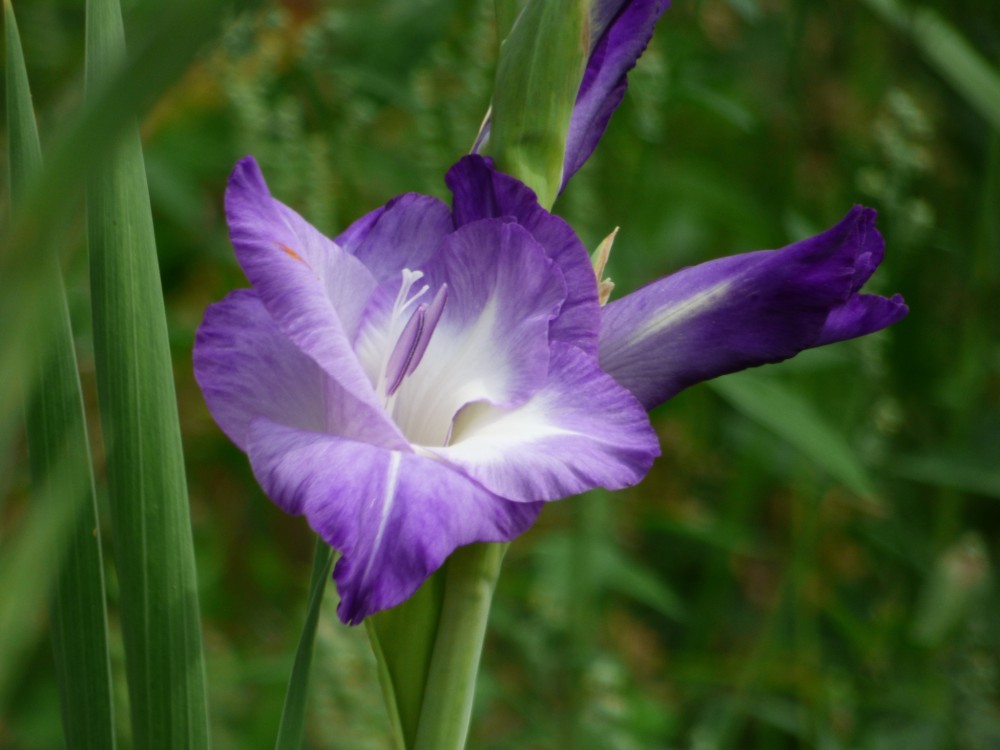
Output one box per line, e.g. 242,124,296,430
277,242,306,264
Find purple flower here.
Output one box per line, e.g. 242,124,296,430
195,155,659,624
195,155,906,625
598,206,909,409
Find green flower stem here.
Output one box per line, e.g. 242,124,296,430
275,537,334,750
413,542,508,750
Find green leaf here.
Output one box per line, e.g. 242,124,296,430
85,0,209,745
4,0,40,196
489,0,590,209
862,0,1000,131
4,2,116,745
0,0,252,467
0,452,90,705
891,455,1000,500
275,538,335,750
709,370,881,507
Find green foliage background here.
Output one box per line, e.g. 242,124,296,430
2,0,999,747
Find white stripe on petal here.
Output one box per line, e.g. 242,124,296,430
627,278,733,347
357,450,401,593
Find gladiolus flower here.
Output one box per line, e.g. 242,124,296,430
195,154,905,624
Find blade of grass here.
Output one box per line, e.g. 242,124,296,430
709,369,881,509
891,455,1000,500
0,0,255,469
275,537,334,750
85,0,209,744
861,0,1000,131
0,450,92,706
4,1,116,745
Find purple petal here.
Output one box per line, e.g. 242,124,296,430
246,419,542,624
563,0,670,186
194,290,405,451
599,206,908,409
431,342,659,503
225,157,408,448
446,155,601,353
816,293,908,346
334,204,385,251
194,290,327,450
334,193,453,283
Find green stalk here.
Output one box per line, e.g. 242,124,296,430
4,2,116,746
413,543,508,750
275,538,335,750
85,0,208,745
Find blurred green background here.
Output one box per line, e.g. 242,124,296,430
2,0,999,747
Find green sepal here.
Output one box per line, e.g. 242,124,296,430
490,0,591,209
365,543,505,750
366,568,446,749
494,0,526,43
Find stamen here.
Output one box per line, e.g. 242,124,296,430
384,282,448,397
405,283,448,378
385,305,426,397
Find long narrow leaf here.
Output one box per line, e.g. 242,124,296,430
709,370,881,508
4,1,116,745
0,451,89,706
891,455,1000,500
275,538,334,750
862,0,1000,131
85,0,209,744
0,0,253,470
